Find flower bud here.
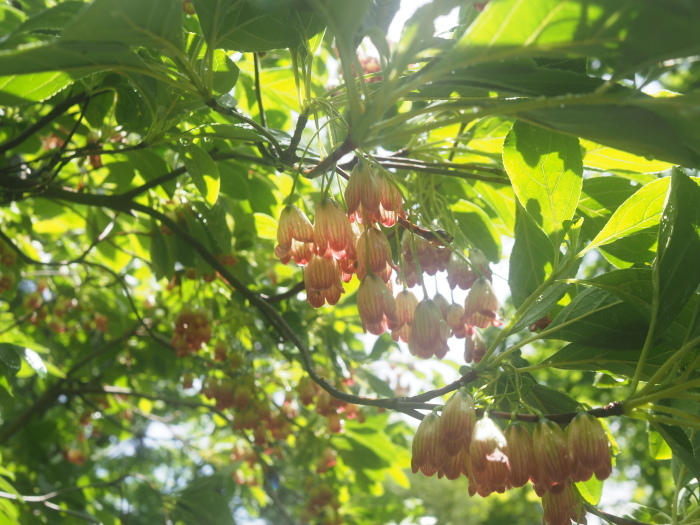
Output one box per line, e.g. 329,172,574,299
275,239,313,266
357,273,399,335
567,412,612,482
277,204,314,247
504,422,534,488
436,247,451,272
411,413,447,477
346,163,381,224
463,277,500,328
408,300,450,359
469,417,510,496
356,227,394,282
446,251,476,290
440,388,476,455
392,289,418,343
337,257,357,283
464,326,487,364
532,419,572,493
314,198,356,259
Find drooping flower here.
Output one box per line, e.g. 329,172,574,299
469,417,510,496
408,299,450,359
532,419,572,495
433,292,450,320
377,171,406,227
446,251,476,290
345,163,381,224
392,289,419,343
541,480,587,525
357,273,399,335
276,204,314,247
411,413,448,477
305,255,344,308
464,326,487,364
446,303,468,338
440,445,470,481
440,388,476,455
275,239,314,266
314,198,356,259
356,227,394,282
463,277,500,328
567,412,613,482
504,421,535,488
469,248,492,281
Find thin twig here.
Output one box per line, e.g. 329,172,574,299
253,52,267,129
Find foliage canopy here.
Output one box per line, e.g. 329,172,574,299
1,0,700,523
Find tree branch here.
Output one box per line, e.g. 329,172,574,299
0,92,88,155
302,137,356,178
0,329,137,444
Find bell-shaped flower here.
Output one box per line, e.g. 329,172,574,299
314,198,356,260
433,292,450,320
345,163,381,224
440,388,476,455
357,227,394,282
447,251,476,290
532,419,572,494
275,239,314,266
408,299,450,359
392,289,418,343
463,277,500,328
464,326,487,364
439,445,470,481
305,255,344,308
470,248,492,281
505,421,535,488
277,204,314,247
357,273,399,335
411,413,448,477
469,417,510,496
447,303,468,338
567,412,612,482
542,481,587,525
337,257,357,283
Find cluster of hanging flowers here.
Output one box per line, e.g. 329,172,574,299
411,389,613,525
275,160,501,363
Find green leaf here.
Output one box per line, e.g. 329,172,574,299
201,202,231,254
576,477,603,505
12,1,83,34
452,1,700,75
0,72,72,105
22,349,47,378
508,201,554,308
653,170,700,337
649,430,672,461
150,221,173,281
0,41,152,77
62,0,183,52
510,283,569,334
654,423,700,484
542,342,676,379
526,384,578,414
253,213,277,241
582,140,674,175
503,120,583,241
210,49,239,96
452,199,500,262
180,143,220,207
543,286,647,349
0,344,22,377
192,0,325,52
580,177,670,257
